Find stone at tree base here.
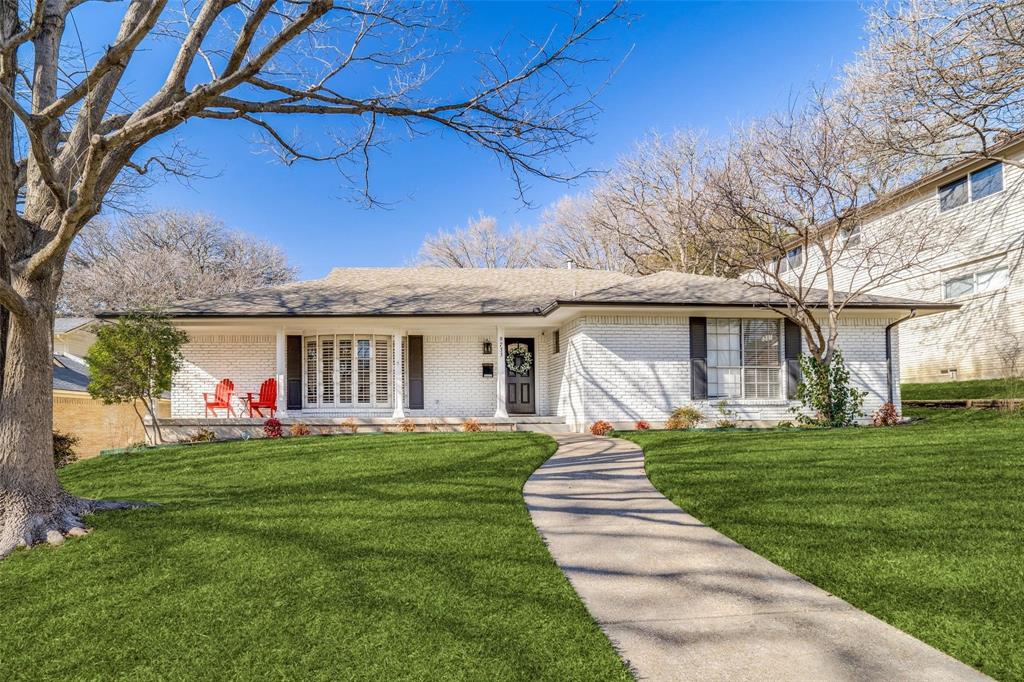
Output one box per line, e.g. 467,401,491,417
67,527,89,537
45,530,65,546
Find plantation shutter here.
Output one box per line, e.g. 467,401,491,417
286,336,302,410
689,317,707,400
408,335,424,410
784,319,802,400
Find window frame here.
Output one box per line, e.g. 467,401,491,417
777,246,803,274
937,162,1003,212
941,265,1010,300
706,318,783,401
302,333,393,409
553,330,561,354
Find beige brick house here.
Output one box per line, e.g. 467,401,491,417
111,267,949,435
52,318,169,458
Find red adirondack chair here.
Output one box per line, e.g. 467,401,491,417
204,379,236,417
247,378,278,418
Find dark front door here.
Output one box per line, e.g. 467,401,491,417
505,338,536,415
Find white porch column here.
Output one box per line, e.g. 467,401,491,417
275,328,286,414
494,326,508,418
392,332,405,419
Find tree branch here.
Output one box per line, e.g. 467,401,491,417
0,276,30,317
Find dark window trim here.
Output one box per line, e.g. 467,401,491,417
938,161,1003,212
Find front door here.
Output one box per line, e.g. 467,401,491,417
505,338,536,414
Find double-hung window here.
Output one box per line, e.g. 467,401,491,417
304,334,391,408
707,319,782,399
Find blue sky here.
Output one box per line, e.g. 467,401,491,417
108,1,869,278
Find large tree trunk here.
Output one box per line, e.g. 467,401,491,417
0,271,136,558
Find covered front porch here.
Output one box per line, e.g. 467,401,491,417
169,317,561,424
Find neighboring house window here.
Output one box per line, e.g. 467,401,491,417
304,334,392,407
970,162,1003,200
938,176,968,212
778,246,803,274
553,330,560,354
942,266,1009,300
707,318,782,399
839,225,861,247
938,162,1003,211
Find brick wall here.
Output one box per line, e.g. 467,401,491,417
173,335,276,417
53,393,170,458
553,313,900,429
173,331,551,419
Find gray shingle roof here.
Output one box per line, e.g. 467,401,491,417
106,267,953,318
54,317,94,334
53,354,91,392
570,271,948,308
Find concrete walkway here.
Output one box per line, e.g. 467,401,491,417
524,434,989,682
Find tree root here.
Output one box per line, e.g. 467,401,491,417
0,494,155,560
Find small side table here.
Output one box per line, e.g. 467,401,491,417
238,396,251,418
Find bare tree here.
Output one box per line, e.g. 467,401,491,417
534,195,631,271
59,211,296,314
845,0,1024,170
0,0,624,558
417,214,538,268
704,98,956,364
535,132,743,276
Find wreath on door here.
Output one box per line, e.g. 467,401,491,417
506,345,533,375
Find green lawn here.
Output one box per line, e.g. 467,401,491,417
0,433,631,682
623,409,1024,681
902,376,1024,400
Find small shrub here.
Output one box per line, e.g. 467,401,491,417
872,401,901,427
399,419,416,433
180,427,217,444
776,420,794,429
590,420,614,436
289,422,311,437
342,417,359,434
666,406,703,430
714,400,737,428
794,350,866,428
462,418,481,433
634,420,651,431
263,418,283,438
53,431,79,469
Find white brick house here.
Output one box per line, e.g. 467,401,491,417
126,267,949,432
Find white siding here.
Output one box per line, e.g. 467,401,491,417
774,154,1024,382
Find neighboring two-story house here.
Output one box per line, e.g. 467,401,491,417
773,139,1024,383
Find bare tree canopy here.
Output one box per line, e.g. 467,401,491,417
0,0,625,558
418,132,744,276
59,211,297,315
417,214,538,268
535,195,631,271
846,0,1024,169
703,96,959,362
